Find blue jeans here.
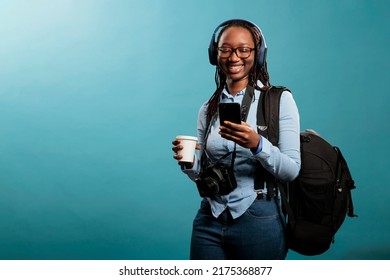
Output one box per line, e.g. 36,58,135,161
190,198,287,260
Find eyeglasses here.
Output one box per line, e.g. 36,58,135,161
217,47,256,59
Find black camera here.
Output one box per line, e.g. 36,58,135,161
195,162,237,197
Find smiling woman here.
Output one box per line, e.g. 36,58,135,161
0,0,388,262
171,19,301,260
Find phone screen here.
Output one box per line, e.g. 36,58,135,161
219,103,241,125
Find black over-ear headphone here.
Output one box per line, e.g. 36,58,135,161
208,19,267,69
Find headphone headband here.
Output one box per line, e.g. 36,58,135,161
208,19,267,69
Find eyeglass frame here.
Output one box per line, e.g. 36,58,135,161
216,47,256,59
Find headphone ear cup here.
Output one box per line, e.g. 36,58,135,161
208,36,218,65
257,42,267,69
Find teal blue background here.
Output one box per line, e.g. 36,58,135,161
0,0,389,260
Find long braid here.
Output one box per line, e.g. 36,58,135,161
206,68,226,125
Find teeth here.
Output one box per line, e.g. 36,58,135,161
229,65,243,73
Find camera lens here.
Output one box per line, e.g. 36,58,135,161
203,177,220,194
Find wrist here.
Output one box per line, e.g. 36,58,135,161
250,136,263,154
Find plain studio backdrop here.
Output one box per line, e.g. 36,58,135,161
0,0,389,260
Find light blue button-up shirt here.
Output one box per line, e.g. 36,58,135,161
183,85,301,219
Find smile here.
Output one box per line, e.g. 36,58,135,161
227,64,244,74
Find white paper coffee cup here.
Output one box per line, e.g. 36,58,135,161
175,135,198,163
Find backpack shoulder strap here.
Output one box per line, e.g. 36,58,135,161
254,86,289,198
257,86,288,146
257,86,297,222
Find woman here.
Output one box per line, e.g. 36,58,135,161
172,19,300,260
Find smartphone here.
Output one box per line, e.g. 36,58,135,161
219,103,241,125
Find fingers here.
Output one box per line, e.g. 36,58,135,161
173,154,183,161
172,144,182,153
172,139,182,161
172,139,181,147
171,139,182,152
221,120,250,130
172,139,200,152
219,121,259,149
172,139,197,167
219,121,251,137
172,149,194,169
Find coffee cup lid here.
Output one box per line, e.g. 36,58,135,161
176,135,198,141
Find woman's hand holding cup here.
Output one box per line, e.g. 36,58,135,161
172,135,199,169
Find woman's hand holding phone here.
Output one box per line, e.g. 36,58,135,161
218,102,260,150
219,121,260,151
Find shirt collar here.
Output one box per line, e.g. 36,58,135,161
221,87,246,100
221,80,264,100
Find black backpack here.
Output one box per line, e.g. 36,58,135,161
256,86,357,256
